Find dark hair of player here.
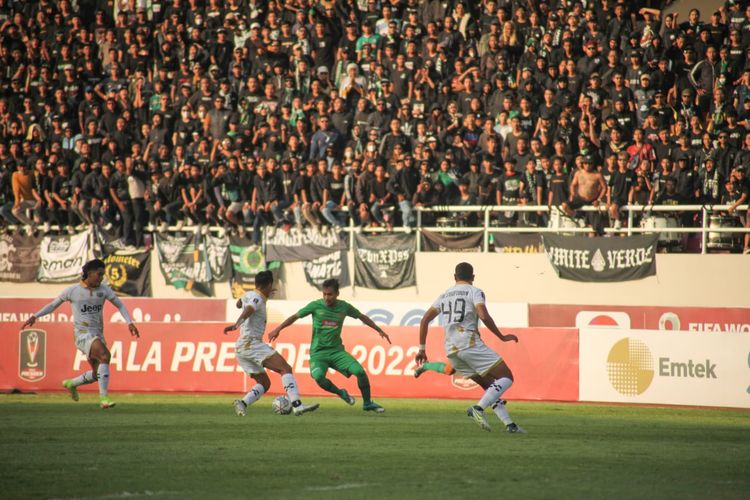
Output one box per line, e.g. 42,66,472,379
321,278,340,292
255,270,273,288
455,262,474,281
81,259,106,279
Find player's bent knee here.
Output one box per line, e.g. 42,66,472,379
349,364,366,378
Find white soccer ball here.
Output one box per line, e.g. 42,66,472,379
272,395,292,415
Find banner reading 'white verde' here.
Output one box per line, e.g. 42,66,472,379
580,328,750,409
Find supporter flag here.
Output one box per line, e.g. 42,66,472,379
38,230,92,283
353,233,416,289
420,229,482,252
492,233,543,253
303,250,350,290
542,234,659,282
205,233,230,281
0,232,41,282
229,235,266,298
103,251,151,297
154,233,212,296
264,227,345,262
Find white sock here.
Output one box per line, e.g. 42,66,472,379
491,400,514,425
477,377,513,409
97,364,110,397
241,384,265,406
281,373,301,405
71,370,96,387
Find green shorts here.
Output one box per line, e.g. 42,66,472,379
309,349,363,379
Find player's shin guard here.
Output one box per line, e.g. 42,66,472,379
97,364,110,397
356,373,372,404
491,399,514,425
241,383,265,406
281,373,302,406
477,377,513,410
71,370,96,387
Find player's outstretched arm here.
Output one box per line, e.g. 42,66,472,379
416,307,438,365
358,313,391,344
224,305,256,335
110,295,139,337
267,314,300,342
21,297,65,329
476,304,518,343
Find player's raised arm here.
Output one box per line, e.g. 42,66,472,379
267,314,300,342
225,304,256,335
357,313,391,344
416,307,439,365
475,304,518,343
21,292,68,329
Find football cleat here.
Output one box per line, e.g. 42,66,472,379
99,397,116,409
506,423,527,434
292,403,320,416
62,380,79,402
340,389,356,406
413,366,426,378
363,401,385,413
467,405,491,432
233,399,247,417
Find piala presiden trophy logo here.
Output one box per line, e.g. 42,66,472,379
607,338,654,396
19,329,46,382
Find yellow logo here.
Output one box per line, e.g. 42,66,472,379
607,338,654,396
105,263,128,288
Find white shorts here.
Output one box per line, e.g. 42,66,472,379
447,344,503,378
236,341,277,375
75,333,106,357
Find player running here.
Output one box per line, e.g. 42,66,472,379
223,271,319,417
268,278,391,413
416,262,525,433
20,259,140,409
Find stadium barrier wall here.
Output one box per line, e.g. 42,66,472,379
2,254,750,308
4,323,579,402
579,328,750,409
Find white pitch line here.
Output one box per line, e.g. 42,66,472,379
305,483,375,492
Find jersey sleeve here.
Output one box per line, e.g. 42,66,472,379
431,294,444,311
344,301,361,318
471,287,486,307
296,300,318,318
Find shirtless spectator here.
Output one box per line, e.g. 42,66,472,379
567,156,607,234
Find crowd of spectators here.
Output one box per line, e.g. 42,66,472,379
0,0,749,251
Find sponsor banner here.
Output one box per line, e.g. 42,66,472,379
0,298,227,324
420,230,482,252
264,227,345,262
529,304,750,333
205,233,230,281
104,251,151,297
228,236,266,298
233,300,529,329
542,234,658,282
580,329,750,408
154,233,212,296
0,323,577,401
303,250,350,290
353,233,416,289
0,232,41,282
491,233,543,253
38,230,92,283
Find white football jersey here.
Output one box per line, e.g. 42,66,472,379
34,283,130,339
432,284,487,354
236,291,267,350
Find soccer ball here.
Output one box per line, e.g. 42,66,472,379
272,396,292,415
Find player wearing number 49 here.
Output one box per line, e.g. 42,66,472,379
20,259,140,409
224,271,319,417
269,278,391,413
416,262,525,433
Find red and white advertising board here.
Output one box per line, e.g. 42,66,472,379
530,304,750,333
579,328,750,409
0,298,227,324
3,323,577,401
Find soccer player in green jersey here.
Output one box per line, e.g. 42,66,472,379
268,278,391,413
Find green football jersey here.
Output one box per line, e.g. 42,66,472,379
296,299,362,352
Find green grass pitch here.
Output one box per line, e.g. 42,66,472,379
1,394,748,499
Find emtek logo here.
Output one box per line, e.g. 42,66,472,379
607,338,654,396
